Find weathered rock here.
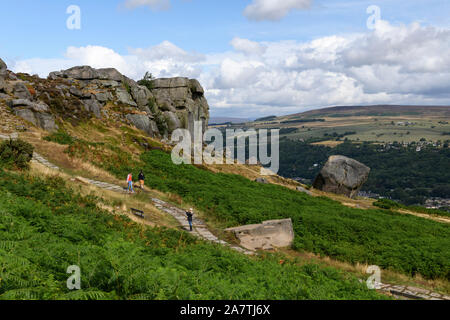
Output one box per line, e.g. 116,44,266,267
313,155,370,199
13,82,32,100
115,87,137,107
130,85,153,110
35,113,57,131
69,87,91,99
1,62,209,135
9,99,49,112
152,77,209,135
163,111,182,132
13,108,57,131
61,66,99,80
98,80,120,88
97,68,124,82
225,219,295,251
0,58,7,78
81,99,102,118
94,91,113,103
48,71,63,80
126,114,159,136
0,78,5,92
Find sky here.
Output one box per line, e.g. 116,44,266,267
1,0,450,118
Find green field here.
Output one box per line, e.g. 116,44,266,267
280,121,450,143
238,106,450,143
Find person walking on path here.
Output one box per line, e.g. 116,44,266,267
186,208,194,232
138,170,145,190
127,173,135,193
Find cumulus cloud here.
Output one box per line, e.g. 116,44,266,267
230,37,267,56
244,0,311,21
9,21,450,117
124,0,171,11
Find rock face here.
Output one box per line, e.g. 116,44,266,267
225,219,294,251
152,78,209,137
0,58,7,78
313,155,370,199
0,61,210,136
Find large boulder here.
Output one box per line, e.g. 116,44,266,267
152,77,209,136
81,98,102,118
313,155,370,199
13,82,32,100
126,114,159,136
225,219,294,251
13,108,57,132
9,99,50,112
97,68,124,82
60,66,99,80
115,87,137,107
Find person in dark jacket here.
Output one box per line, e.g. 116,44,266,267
186,208,194,231
138,170,145,190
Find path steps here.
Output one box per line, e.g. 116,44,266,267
2,132,448,300
363,281,449,301
151,198,254,255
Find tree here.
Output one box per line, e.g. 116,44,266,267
137,72,155,91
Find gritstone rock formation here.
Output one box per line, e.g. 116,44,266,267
0,61,209,137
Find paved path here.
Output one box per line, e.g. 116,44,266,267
151,198,254,255
369,282,449,301
2,132,448,300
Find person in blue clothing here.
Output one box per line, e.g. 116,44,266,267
127,173,135,193
185,208,194,232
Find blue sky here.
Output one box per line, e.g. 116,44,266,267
1,0,450,117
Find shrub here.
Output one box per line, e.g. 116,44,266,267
137,71,155,91
0,139,34,170
44,130,75,145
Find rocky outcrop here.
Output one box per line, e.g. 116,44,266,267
225,219,294,251
313,155,370,199
0,60,210,136
152,77,209,137
0,58,7,78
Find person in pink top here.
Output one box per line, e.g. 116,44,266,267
127,173,135,193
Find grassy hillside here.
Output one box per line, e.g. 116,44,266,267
90,149,449,281
241,105,450,143
0,169,384,300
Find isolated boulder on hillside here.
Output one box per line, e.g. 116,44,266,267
225,219,295,251
313,155,370,199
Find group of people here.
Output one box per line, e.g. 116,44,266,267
126,171,195,232
126,170,146,194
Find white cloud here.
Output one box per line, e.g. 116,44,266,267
9,21,450,117
244,0,311,21
230,37,267,56
124,0,171,11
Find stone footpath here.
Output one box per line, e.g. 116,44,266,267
371,282,449,301
2,132,448,300
151,198,254,255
